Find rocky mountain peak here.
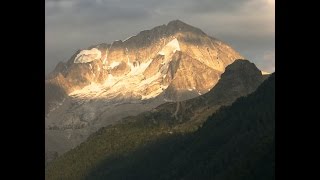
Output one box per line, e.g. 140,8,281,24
225,59,260,72
166,19,206,36
47,20,243,100
221,59,263,80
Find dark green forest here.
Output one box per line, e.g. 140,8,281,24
46,73,274,180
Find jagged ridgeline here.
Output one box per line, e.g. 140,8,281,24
45,20,250,159
46,20,243,102
45,73,274,180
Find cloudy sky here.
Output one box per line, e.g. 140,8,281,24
45,0,274,74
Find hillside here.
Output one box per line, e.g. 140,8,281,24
45,71,273,179
86,73,275,180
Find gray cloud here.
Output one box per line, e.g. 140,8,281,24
45,0,275,74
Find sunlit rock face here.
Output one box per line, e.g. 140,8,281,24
45,20,244,159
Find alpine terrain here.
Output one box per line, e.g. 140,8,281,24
45,20,268,164
45,69,274,179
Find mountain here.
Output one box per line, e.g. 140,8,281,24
45,20,245,158
118,59,266,135
46,20,242,102
45,60,269,179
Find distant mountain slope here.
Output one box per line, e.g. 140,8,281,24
45,62,271,180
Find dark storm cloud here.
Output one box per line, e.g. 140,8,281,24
45,0,275,73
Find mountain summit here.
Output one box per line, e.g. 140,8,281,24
47,19,243,102
45,20,246,158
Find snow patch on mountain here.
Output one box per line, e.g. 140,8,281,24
74,48,101,63
158,38,180,56
104,74,117,87
70,83,102,95
69,59,166,100
128,60,152,76
124,35,134,42
109,62,121,69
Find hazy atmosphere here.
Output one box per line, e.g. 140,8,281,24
45,0,275,74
